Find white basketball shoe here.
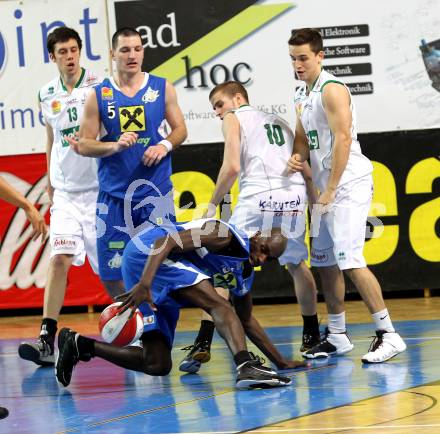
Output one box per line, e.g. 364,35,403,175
361,330,406,364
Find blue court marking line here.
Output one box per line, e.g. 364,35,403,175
56,338,440,432
57,389,234,433
2,319,440,433
54,364,340,433
238,379,440,433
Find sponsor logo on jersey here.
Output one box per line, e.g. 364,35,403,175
48,86,55,95
108,240,125,250
137,137,151,147
311,250,329,263
213,272,237,290
66,98,78,106
51,100,61,114
144,315,155,325
101,87,113,100
86,74,99,85
119,105,146,132
60,126,80,147
142,86,160,103
259,195,302,213
53,238,77,250
108,251,122,269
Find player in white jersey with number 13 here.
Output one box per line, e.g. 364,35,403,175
288,28,406,363
18,27,102,367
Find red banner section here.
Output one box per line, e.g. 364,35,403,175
0,154,111,309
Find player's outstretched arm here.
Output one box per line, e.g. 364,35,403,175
0,176,47,242
118,221,233,314
233,292,306,369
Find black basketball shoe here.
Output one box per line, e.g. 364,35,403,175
300,333,321,355
18,335,55,366
303,328,354,359
179,340,211,374
56,328,91,387
236,353,292,389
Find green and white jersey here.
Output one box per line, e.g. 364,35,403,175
294,69,372,192
232,105,304,200
39,68,101,192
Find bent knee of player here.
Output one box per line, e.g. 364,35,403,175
143,359,172,376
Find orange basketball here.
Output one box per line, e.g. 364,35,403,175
98,302,144,346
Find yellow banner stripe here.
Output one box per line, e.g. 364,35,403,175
151,3,294,83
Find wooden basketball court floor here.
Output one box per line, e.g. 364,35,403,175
1,297,440,433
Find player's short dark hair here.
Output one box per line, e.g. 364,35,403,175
47,27,82,54
209,81,249,102
112,27,142,50
288,28,323,54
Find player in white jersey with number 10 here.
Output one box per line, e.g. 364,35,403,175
179,81,328,373
288,28,406,363
18,27,102,367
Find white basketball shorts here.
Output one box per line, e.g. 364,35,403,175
310,175,373,270
49,188,99,273
229,185,309,266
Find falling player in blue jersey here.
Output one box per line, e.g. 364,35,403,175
67,27,187,298
56,219,306,390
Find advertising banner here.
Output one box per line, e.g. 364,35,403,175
171,130,440,296
0,0,109,156
0,132,438,307
0,0,438,307
0,154,110,309
108,0,440,144
1,0,439,156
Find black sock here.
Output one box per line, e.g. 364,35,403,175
40,318,57,341
77,335,96,358
195,320,215,346
233,350,252,367
302,314,319,336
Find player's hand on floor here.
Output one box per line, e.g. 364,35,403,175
116,282,157,317
277,359,309,370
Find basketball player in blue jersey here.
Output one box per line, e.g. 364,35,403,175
67,28,187,298
56,219,306,390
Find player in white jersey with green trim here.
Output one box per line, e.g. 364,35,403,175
18,27,102,367
179,81,321,373
288,28,406,363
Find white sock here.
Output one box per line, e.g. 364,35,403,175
372,309,395,333
328,312,346,334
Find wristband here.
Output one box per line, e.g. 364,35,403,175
159,139,173,153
